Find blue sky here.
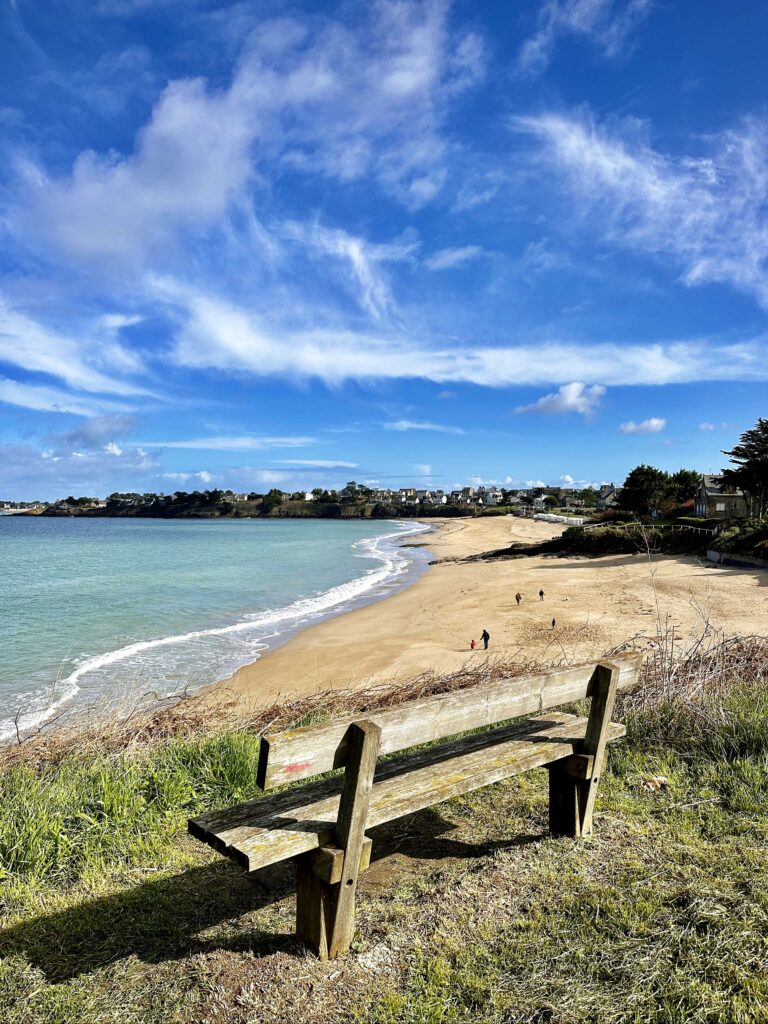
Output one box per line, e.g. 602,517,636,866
1,0,766,499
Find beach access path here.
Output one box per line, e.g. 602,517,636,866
208,516,768,708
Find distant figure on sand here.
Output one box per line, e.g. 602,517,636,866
551,617,556,630
539,589,545,601
515,592,522,606
481,628,490,650
470,638,476,650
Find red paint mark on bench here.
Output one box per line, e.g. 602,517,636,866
285,761,313,774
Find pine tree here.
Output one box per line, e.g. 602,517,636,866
722,418,768,517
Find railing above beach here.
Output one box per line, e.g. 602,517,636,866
582,521,720,535
533,513,593,526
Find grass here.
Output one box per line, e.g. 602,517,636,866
1,640,768,1023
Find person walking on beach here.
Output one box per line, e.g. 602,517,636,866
515,591,522,606
481,628,490,650
551,617,556,630
470,638,476,650
539,588,545,601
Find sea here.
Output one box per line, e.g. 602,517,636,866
0,516,432,740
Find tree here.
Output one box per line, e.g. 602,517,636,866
544,494,559,508
722,419,768,517
669,469,701,505
577,487,598,508
620,465,670,517
261,488,284,513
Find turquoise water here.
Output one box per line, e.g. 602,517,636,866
0,517,431,738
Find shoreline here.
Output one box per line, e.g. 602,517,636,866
204,515,768,714
0,519,435,742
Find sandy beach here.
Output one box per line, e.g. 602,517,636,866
210,516,768,708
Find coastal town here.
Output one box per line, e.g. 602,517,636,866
0,470,753,522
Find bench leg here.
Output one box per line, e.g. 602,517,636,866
548,661,620,838
548,762,583,837
294,838,374,959
295,854,334,960
328,721,381,958
294,721,381,959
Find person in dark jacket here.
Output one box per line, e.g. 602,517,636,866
481,628,490,650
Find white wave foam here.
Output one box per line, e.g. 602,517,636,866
0,521,431,740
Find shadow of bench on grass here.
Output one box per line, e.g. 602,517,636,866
0,806,546,982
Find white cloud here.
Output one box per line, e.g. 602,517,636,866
274,459,359,469
525,479,547,488
558,474,600,488
142,435,315,450
516,111,768,309
0,439,159,500
521,238,572,275
619,417,666,434
17,73,257,266
518,0,653,76
0,377,133,416
698,421,716,431
516,382,605,416
452,173,503,211
425,245,482,271
383,419,465,434
13,3,485,267
101,313,143,330
159,278,768,388
160,470,216,484
0,298,149,397
415,463,432,475
283,221,417,320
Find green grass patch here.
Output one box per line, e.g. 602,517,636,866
2,670,768,1022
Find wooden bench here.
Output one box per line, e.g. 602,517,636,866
189,653,641,959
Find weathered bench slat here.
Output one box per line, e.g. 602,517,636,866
190,711,625,872
257,654,641,789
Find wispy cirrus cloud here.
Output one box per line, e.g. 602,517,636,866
515,110,768,309
619,417,666,434
282,221,418,320
0,378,134,416
157,277,768,387
274,459,359,469
0,298,149,397
425,245,482,271
516,381,605,416
383,419,465,434
518,0,653,76
141,435,315,450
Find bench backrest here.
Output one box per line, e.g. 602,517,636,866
256,653,642,790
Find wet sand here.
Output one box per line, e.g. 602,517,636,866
208,516,768,708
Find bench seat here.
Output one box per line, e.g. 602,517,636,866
190,710,626,873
